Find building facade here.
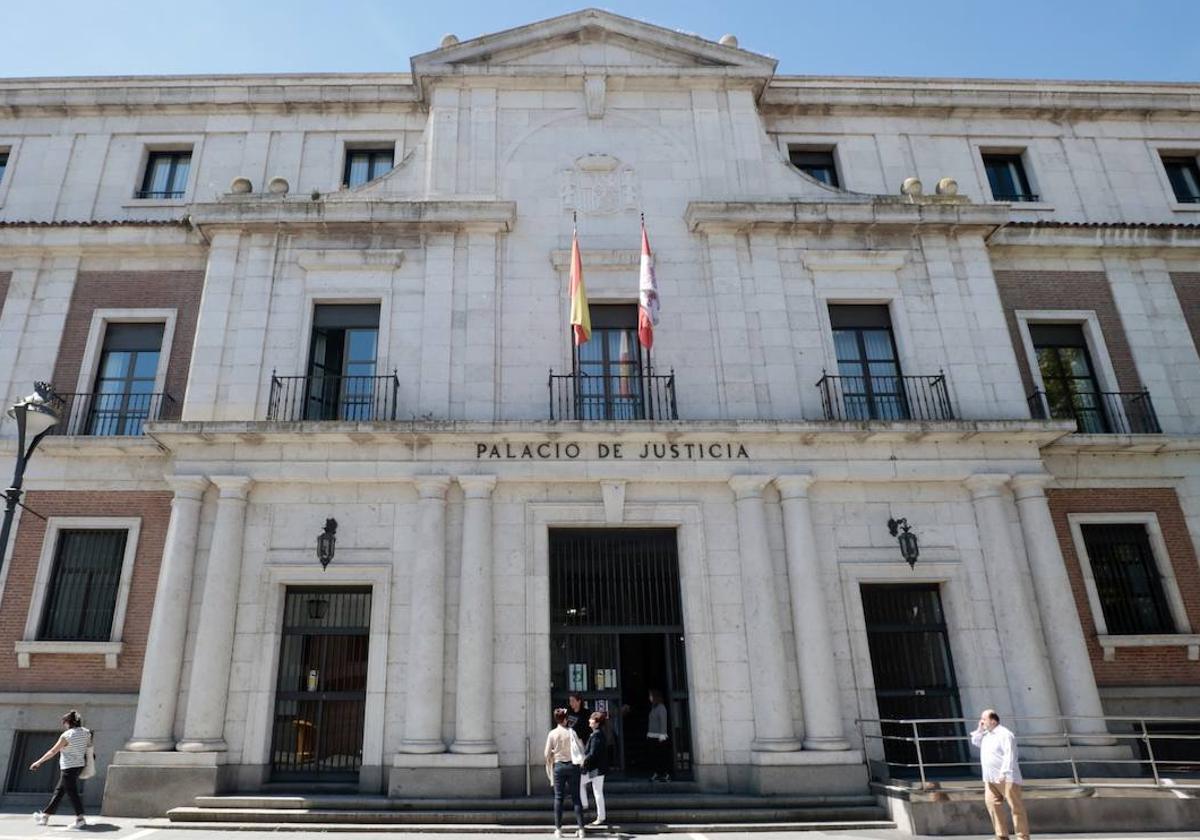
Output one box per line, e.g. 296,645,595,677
0,8,1198,816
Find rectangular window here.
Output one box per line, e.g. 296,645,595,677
983,152,1038,202
87,322,165,436
828,304,907,420
1029,323,1109,433
343,148,394,188
0,150,8,185
307,304,380,421
1080,523,1177,635
5,731,61,794
788,147,840,188
38,529,129,642
574,304,644,420
138,150,191,199
1162,155,1200,204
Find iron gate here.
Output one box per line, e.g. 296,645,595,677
270,587,371,781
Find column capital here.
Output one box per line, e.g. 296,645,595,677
210,475,253,500
1010,472,1054,500
729,474,773,500
414,475,452,499
774,474,815,500
457,475,498,498
964,473,1011,499
165,474,210,500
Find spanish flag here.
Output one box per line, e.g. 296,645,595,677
569,223,591,345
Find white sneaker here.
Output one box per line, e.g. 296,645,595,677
32,811,47,826
576,830,585,838
554,830,562,838
69,818,87,830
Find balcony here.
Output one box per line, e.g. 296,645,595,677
51,391,175,436
816,372,954,422
1028,389,1161,434
267,372,400,422
549,368,678,421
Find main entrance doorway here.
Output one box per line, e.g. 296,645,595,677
270,587,371,781
549,529,693,780
861,583,967,776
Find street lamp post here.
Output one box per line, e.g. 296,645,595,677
0,383,64,577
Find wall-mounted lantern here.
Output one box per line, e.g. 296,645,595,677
887,517,920,569
316,518,338,570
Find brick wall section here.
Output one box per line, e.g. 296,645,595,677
992,271,1142,396
0,271,11,317
50,271,205,422
1047,488,1200,685
0,491,171,692
1169,273,1200,355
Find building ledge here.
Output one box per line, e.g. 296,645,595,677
1097,634,1200,662
1042,433,1200,454
15,640,122,669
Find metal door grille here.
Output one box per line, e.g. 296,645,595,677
5,731,60,794
1081,524,1176,635
39,529,127,641
551,529,682,630
270,587,371,780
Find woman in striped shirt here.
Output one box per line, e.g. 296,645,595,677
30,710,91,829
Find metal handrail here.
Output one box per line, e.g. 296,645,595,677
50,391,176,436
816,371,954,421
855,715,1200,791
548,367,679,421
267,371,401,422
1028,388,1161,434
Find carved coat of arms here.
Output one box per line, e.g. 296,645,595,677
560,154,638,215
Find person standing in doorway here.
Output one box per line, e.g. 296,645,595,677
30,710,91,830
647,688,671,782
566,692,592,744
970,709,1029,840
545,708,586,838
581,711,611,825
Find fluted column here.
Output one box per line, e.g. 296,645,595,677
775,475,851,751
729,476,802,752
177,475,252,752
127,475,210,751
965,474,1061,736
451,475,498,754
401,476,451,753
1011,474,1112,742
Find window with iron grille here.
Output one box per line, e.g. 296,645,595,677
788,147,840,187
5,731,61,794
983,152,1038,202
1080,523,1177,635
1162,155,1200,204
343,148,394,188
38,530,128,641
138,150,191,199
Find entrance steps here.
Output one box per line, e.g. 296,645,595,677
165,791,894,832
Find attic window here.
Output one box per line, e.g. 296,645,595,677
344,148,394,188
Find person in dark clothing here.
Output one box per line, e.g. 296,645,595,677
581,711,610,825
647,688,671,782
30,710,91,830
544,708,585,838
566,692,592,743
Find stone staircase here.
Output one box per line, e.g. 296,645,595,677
165,786,894,832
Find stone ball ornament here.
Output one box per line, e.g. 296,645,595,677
719,34,739,47
901,177,924,197
229,177,253,194
936,177,959,196
267,177,290,195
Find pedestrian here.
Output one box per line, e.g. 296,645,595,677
30,710,92,830
647,688,671,782
566,692,592,744
580,710,610,826
545,707,586,838
970,709,1029,840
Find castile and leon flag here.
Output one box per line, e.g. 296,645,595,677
638,218,660,349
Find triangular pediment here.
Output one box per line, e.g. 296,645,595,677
411,8,776,80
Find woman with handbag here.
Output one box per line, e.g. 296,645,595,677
30,710,93,829
544,707,586,838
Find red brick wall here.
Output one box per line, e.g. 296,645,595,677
0,491,171,692
50,271,204,422
0,271,11,317
1047,488,1200,685
1170,272,1200,354
993,271,1141,395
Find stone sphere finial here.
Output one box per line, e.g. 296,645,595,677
440,33,459,48
719,33,738,47
901,177,924,197
935,177,959,196
267,177,290,195
230,177,252,194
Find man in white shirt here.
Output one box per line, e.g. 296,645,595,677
970,709,1029,840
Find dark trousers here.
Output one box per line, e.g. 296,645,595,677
552,761,584,830
650,738,672,776
44,766,84,817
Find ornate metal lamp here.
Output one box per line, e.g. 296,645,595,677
0,383,64,578
316,518,337,570
887,517,920,569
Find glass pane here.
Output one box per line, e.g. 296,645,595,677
346,153,369,187
346,329,377,363
369,151,394,180
100,351,131,378
862,330,896,361
169,155,190,193
132,350,160,378
1059,347,1094,378
146,156,172,193
833,330,860,362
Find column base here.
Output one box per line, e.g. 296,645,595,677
398,739,447,755
124,737,177,752
802,735,853,752
390,752,500,797
749,748,868,795
176,738,228,753
750,736,802,752
450,739,498,755
102,750,224,818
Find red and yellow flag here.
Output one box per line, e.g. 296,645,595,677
569,224,591,345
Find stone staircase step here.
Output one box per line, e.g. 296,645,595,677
159,819,897,834
191,793,879,811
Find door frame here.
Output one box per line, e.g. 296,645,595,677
245,564,391,791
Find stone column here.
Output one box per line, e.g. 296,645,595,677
965,474,1061,736
178,476,252,752
401,476,451,753
126,475,209,751
775,475,851,751
729,476,801,752
451,475,498,754
1011,474,1112,741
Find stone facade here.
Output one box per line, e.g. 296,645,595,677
0,7,1197,817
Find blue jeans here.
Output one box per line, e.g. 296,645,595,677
552,761,583,830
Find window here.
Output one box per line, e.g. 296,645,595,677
0,150,8,185
5,731,60,794
1079,523,1176,635
828,304,906,420
138,150,191,199
38,530,128,642
87,323,165,436
343,148,394,188
789,148,840,187
307,304,380,421
1029,323,1109,433
575,305,644,420
1162,155,1200,204
983,152,1038,202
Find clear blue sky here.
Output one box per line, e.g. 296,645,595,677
4,0,1198,81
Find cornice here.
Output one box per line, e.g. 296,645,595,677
684,198,1009,233
186,198,517,234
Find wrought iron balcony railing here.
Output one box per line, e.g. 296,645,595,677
1028,389,1161,434
993,192,1041,202
549,368,678,421
135,189,185,199
816,372,954,422
50,391,175,436
267,371,400,422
